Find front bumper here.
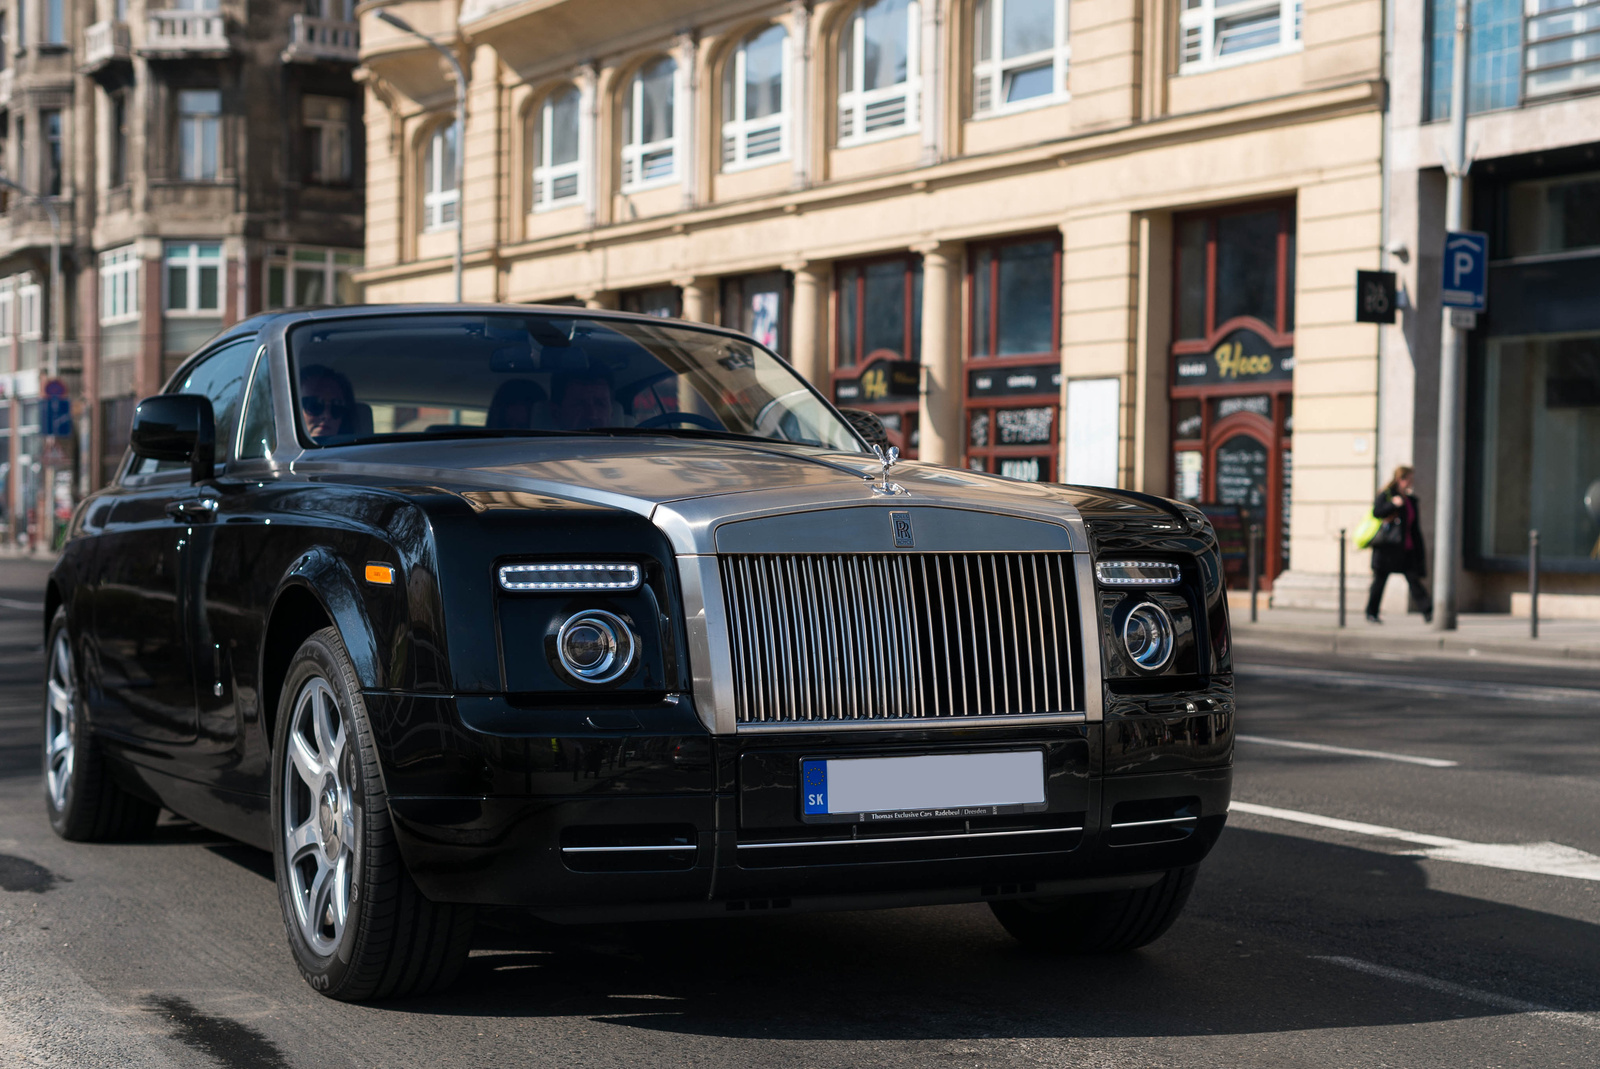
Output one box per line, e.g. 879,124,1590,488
371,692,1233,919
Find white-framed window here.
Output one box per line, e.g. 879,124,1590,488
622,55,677,190
972,0,1069,115
302,94,351,185
1179,0,1302,74
530,83,582,210
0,282,14,342
19,280,42,340
1525,0,1600,99
838,0,921,145
266,245,361,308
44,0,63,45
722,23,789,171
177,89,221,180
422,120,459,232
99,246,140,325
164,242,222,314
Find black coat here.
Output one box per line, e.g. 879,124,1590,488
1371,490,1427,575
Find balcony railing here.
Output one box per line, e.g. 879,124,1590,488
144,10,230,55
282,15,358,63
84,20,132,69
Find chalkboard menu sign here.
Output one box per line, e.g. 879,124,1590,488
1198,504,1248,583
1215,434,1269,514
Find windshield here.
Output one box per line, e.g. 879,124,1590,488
287,312,864,452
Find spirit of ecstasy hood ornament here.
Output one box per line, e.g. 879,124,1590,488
868,444,908,496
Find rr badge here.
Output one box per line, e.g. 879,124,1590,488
890,511,914,549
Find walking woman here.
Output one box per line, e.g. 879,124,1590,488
1366,465,1433,623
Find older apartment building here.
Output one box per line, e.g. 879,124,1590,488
359,0,1388,599
1381,0,1600,612
0,0,366,536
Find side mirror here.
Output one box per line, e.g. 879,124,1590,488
130,394,216,484
837,408,890,452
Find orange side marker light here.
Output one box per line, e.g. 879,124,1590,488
365,563,396,585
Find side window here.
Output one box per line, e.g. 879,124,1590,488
237,347,277,460
128,337,260,477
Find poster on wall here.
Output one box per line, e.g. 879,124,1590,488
748,291,780,350
1064,377,1120,487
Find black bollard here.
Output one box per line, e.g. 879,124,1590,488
1248,523,1260,624
1530,529,1540,639
1338,528,1347,629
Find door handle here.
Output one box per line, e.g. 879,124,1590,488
165,497,219,522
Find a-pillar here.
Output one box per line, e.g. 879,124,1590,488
678,276,715,323
915,241,962,466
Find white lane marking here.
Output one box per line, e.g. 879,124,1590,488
1230,800,1600,881
1237,733,1458,767
1313,956,1600,1032
0,597,43,611
1235,662,1600,706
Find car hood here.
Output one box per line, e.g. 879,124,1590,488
291,436,1182,554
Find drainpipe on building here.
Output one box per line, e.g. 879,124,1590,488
1431,0,1471,630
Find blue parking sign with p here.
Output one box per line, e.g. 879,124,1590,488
1442,231,1488,311
43,395,72,438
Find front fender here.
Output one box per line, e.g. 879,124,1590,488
276,548,382,691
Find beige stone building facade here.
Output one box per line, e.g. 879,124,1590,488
357,0,1390,595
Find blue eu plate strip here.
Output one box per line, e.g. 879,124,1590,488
802,760,828,815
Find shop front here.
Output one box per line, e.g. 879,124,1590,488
1470,159,1600,592
831,253,923,456
1169,200,1296,588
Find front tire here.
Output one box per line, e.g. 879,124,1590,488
44,607,159,841
270,626,473,1000
989,866,1198,954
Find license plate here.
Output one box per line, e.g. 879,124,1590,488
800,750,1046,824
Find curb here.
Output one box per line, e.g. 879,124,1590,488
1233,627,1600,668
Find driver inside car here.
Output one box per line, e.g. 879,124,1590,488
299,364,356,440
551,369,617,430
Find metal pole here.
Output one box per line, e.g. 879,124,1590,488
1338,528,1347,628
375,10,465,302
1248,523,1259,624
1432,0,1471,631
1529,529,1540,639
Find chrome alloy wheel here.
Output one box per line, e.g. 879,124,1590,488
44,631,75,813
282,677,356,957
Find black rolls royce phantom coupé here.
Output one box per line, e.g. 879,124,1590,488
43,306,1233,1000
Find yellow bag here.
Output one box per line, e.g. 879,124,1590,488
1353,510,1382,549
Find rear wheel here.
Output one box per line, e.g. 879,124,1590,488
44,608,159,842
271,626,473,1000
989,866,1198,954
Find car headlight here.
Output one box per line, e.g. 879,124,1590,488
553,610,637,684
1120,600,1176,673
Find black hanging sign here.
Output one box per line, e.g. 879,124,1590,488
967,363,1063,399
1173,329,1293,387
1356,270,1397,324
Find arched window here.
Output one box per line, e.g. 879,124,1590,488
422,121,459,232
531,84,583,210
837,0,920,145
972,0,1069,115
622,55,677,190
722,24,788,170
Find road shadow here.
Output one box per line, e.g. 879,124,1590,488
378,826,1600,1042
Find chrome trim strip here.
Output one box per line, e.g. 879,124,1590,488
1109,816,1199,829
1073,552,1104,723
737,826,1086,850
734,711,1088,733
561,844,696,853
675,555,734,734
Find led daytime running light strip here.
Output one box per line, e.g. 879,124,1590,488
498,563,642,592
1095,560,1182,586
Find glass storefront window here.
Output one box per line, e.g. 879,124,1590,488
833,254,922,456
1215,210,1281,329
972,239,1056,357
620,285,682,319
1176,218,1207,340
720,271,789,355
965,235,1061,479
1507,171,1600,258
1480,332,1600,564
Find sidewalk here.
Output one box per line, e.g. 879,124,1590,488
1231,599,1600,667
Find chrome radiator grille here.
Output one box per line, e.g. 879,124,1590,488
719,552,1079,726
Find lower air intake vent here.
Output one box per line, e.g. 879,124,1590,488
1108,797,1200,847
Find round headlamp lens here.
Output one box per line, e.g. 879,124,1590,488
554,610,636,684
1122,601,1175,672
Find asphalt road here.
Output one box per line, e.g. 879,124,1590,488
2,555,1598,1068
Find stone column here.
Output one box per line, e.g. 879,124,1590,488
787,0,811,190
579,289,618,310
579,62,600,231
786,260,825,385
674,32,699,211
915,241,962,466
678,276,715,323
